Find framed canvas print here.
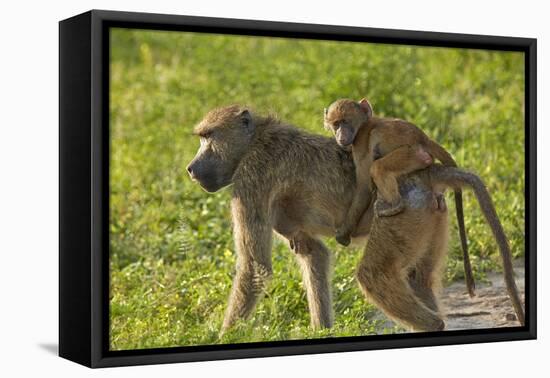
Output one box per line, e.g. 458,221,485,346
59,10,537,368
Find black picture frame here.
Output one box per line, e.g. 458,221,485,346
59,9,537,368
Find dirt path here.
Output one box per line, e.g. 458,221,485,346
441,260,525,330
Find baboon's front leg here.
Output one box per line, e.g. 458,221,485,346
336,160,374,246
222,198,273,332
292,233,334,329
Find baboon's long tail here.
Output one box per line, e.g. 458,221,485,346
454,191,475,297
427,140,475,297
430,165,525,326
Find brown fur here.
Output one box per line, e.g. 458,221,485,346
324,98,475,297
188,105,362,330
356,164,525,331
187,105,523,333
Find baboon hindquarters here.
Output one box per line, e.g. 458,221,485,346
356,186,449,332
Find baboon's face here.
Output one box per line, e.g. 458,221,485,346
324,99,370,147
187,105,255,192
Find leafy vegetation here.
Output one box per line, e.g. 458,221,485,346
109,28,525,350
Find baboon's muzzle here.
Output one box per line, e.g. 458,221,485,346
186,159,225,193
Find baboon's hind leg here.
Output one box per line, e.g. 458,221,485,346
408,268,438,313
408,255,443,314
409,212,449,313
356,233,445,331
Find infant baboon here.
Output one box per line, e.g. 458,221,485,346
324,98,475,296
187,105,523,334
356,164,525,331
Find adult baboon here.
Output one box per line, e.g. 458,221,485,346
187,105,360,330
186,105,524,332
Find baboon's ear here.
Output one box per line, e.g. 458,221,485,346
358,98,373,118
238,109,254,130
323,107,328,119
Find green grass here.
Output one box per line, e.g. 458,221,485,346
109,28,525,350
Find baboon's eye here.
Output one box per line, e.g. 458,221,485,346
334,120,348,129
199,131,214,146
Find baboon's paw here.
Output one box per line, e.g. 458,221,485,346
416,147,433,166
434,319,446,331
375,198,405,217
415,318,445,332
